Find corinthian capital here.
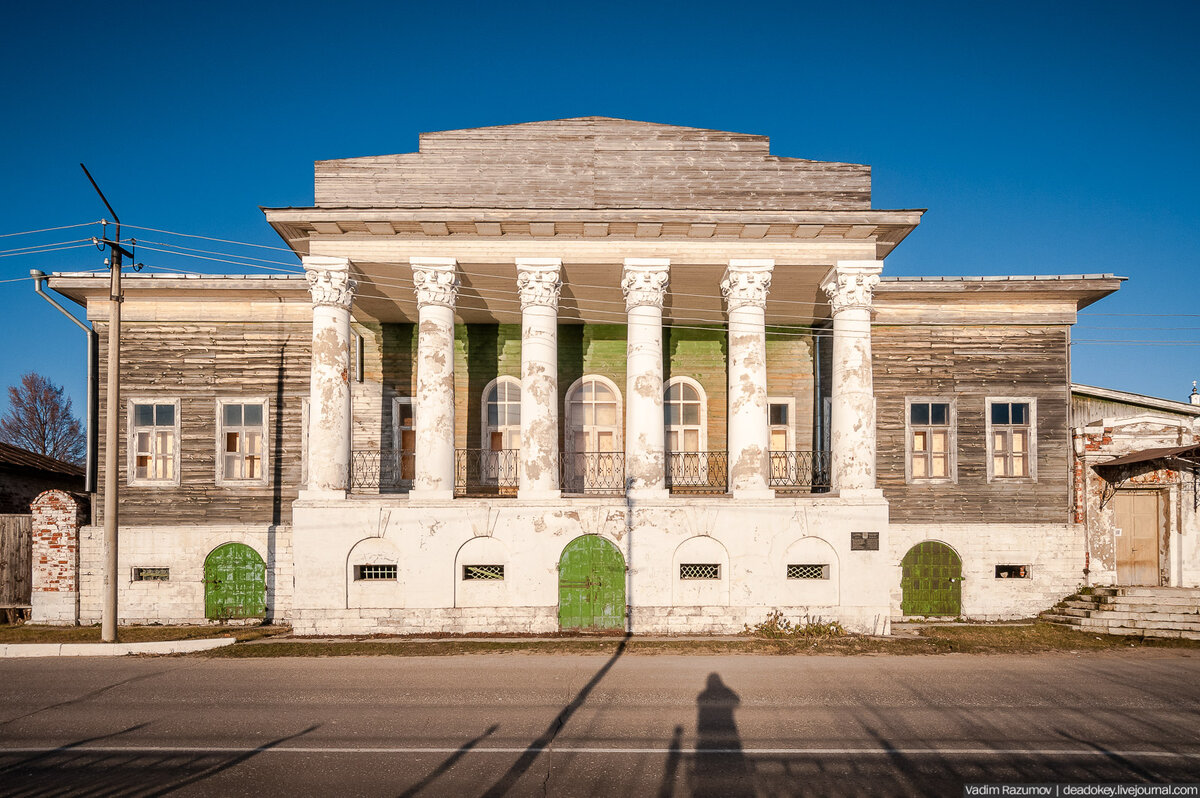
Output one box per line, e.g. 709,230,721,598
622,258,670,311
410,257,459,309
303,256,356,309
516,258,562,310
821,261,883,315
721,259,774,312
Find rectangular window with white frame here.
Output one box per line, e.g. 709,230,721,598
217,398,268,485
986,398,1036,481
392,397,416,486
128,399,180,486
906,399,955,483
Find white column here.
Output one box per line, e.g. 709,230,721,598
410,257,459,500
516,258,562,500
622,258,670,498
820,260,883,495
302,256,356,497
721,259,774,498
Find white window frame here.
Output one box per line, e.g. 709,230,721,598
215,397,269,487
904,397,957,484
127,397,181,487
767,396,796,452
564,375,623,453
664,376,707,453
391,396,416,487
481,376,522,453
985,397,1037,482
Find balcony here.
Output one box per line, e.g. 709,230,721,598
348,449,831,496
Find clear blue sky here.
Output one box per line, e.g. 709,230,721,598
2,0,1197,415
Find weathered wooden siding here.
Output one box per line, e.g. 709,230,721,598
351,321,819,456
873,325,1072,523
0,514,31,607
315,118,871,211
1071,394,1199,428
94,321,310,526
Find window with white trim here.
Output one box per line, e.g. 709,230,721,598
988,399,1035,480
565,376,621,453
217,399,267,484
767,398,794,452
128,400,179,485
907,400,954,481
392,397,416,485
664,378,705,453
483,377,521,451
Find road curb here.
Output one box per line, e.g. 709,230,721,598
0,638,237,658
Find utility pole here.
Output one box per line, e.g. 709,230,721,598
82,164,132,644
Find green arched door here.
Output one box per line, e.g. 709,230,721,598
900,541,962,617
204,542,266,620
559,535,626,631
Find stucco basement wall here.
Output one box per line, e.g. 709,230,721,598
78,524,293,624
889,523,1086,620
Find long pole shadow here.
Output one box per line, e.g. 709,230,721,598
657,725,683,798
480,633,631,797
0,722,151,777
396,723,499,798
144,723,321,797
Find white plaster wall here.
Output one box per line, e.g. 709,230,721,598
346,536,404,610
671,536,730,607
889,523,1085,621
78,524,292,625
289,494,893,636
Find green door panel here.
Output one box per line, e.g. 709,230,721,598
900,541,962,616
558,535,626,631
204,542,266,620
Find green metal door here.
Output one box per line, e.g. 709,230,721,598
204,543,266,620
900,541,962,616
558,535,626,631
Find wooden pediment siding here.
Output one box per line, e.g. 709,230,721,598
873,325,1071,523
93,321,311,526
315,118,872,212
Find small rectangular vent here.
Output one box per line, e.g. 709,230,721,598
995,565,1029,579
679,563,720,580
132,567,169,582
463,564,504,581
355,564,397,581
787,564,829,580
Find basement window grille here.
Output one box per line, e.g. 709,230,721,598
132,567,170,582
463,564,505,581
679,563,720,580
787,564,830,580
995,565,1029,579
355,564,398,581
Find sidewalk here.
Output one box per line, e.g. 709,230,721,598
0,638,236,658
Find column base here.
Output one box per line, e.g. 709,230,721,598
730,488,776,500
409,489,454,503
297,488,348,501
517,488,562,501
626,487,669,502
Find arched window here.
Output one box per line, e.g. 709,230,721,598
565,376,621,453
664,378,706,453
483,377,521,451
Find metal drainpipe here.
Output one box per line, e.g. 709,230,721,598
31,270,98,496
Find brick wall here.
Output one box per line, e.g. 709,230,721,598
30,490,88,624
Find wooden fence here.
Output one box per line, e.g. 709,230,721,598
0,513,32,622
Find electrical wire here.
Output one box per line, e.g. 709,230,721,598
0,221,101,239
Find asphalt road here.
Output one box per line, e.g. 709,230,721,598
2,649,1200,797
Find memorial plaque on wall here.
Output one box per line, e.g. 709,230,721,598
851,532,879,551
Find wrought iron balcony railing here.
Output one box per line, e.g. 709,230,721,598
350,450,415,493
560,451,626,496
769,450,832,491
454,449,519,497
665,451,728,494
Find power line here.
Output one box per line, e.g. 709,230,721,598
0,221,101,239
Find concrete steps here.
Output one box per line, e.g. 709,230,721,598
1040,587,1200,640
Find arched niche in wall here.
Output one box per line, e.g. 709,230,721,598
780,536,839,609
345,537,404,610
671,535,730,607
454,536,510,608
